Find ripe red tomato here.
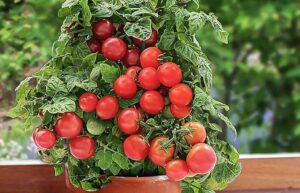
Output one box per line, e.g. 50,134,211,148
140,47,162,69
117,108,141,135
69,136,95,160
92,19,115,40
169,84,193,106
55,113,83,139
138,67,160,90
102,37,127,61
183,122,206,145
158,62,182,87
122,48,140,67
78,92,98,112
96,96,119,120
123,134,149,161
140,90,164,114
149,136,175,166
170,104,191,119
187,143,217,174
33,129,56,149
166,160,189,181
133,29,159,47
125,66,141,80
114,75,138,99
87,41,101,53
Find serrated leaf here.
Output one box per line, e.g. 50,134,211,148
83,53,97,66
157,29,176,50
46,76,68,96
96,150,113,170
109,162,121,175
166,0,176,9
43,97,76,114
217,112,237,137
124,17,152,40
112,153,129,170
79,0,91,26
100,63,120,85
208,13,229,44
54,165,64,176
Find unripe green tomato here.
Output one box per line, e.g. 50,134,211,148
87,118,106,135
162,106,174,118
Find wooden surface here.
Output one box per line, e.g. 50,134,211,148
0,154,300,193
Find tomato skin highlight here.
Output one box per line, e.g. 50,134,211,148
158,62,182,87
140,90,165,115
133,29,159,48
140,47,162,69
33,129,56,149
114,75,138,99
166,160,189,181
149,136,175,166
122,48,140,68
55,113,83,139
138,67,160,90
183,122,206,145
78,92,98,112
169,83,193,106
92,19,115,40
117,108,141,135
186,143,217,174
102,37,127,61
170,104,191,119
96,96,119,120
125,66,141,80
123,134,149,161
69,136,95,160
87,41,101,53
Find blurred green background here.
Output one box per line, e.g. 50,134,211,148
0,0,299,160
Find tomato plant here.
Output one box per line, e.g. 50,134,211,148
10,1,240,192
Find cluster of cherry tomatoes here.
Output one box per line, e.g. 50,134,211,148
33,18,217,182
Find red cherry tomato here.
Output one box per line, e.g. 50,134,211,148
166,160,189,181
117,108,141,135
149,136,175,166
114,75,138,99
96,96,119,120
78,92,98,112
69,136,95,160
158,62,182,87
140,90,164,114
87,41,101,53
183,122,206,145
102,37,127,61
186,143,217,174
92,19,115,40
133,29,159,47
55,113,83,139
140,47,162,69
33,129,56,149
125,66,141,80
123,134,149,161
169,84,193,106
122,48,140,68
138,67,160,90
170,104,191,119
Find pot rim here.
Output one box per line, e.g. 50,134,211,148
110,175,169,182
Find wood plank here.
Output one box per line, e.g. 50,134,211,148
0,154,299,193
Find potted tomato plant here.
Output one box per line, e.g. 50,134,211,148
9,0,241,192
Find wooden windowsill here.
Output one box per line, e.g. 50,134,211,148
0,154,300,193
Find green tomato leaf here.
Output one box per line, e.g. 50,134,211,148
112,153,129,170
109,162,121,175
166,0,176,9
54,165,64,176
217,112,237,138
79,0,92,26
43,97,76,114
118,90,143,109
124,17,152,41
96,150,113,170
46,76,68,96
100,63,120,85
157,29,176,50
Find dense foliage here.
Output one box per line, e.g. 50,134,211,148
9,0,241,192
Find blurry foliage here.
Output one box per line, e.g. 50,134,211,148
195,0,300,153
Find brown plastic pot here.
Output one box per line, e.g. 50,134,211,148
65,169,182,193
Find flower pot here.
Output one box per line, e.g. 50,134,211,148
65,169,182,193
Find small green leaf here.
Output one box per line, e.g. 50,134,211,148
124,17,152,41
112,153,129,170
43,97,76,114
46,76,68,96
109,162,121,175
217,112,237,137
96,150,113,170
54,165,64,176
166,0,176,8
100,63,120,85
79,0,91,26
83,53,97,66
158,29,176,50
118,90,143,108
